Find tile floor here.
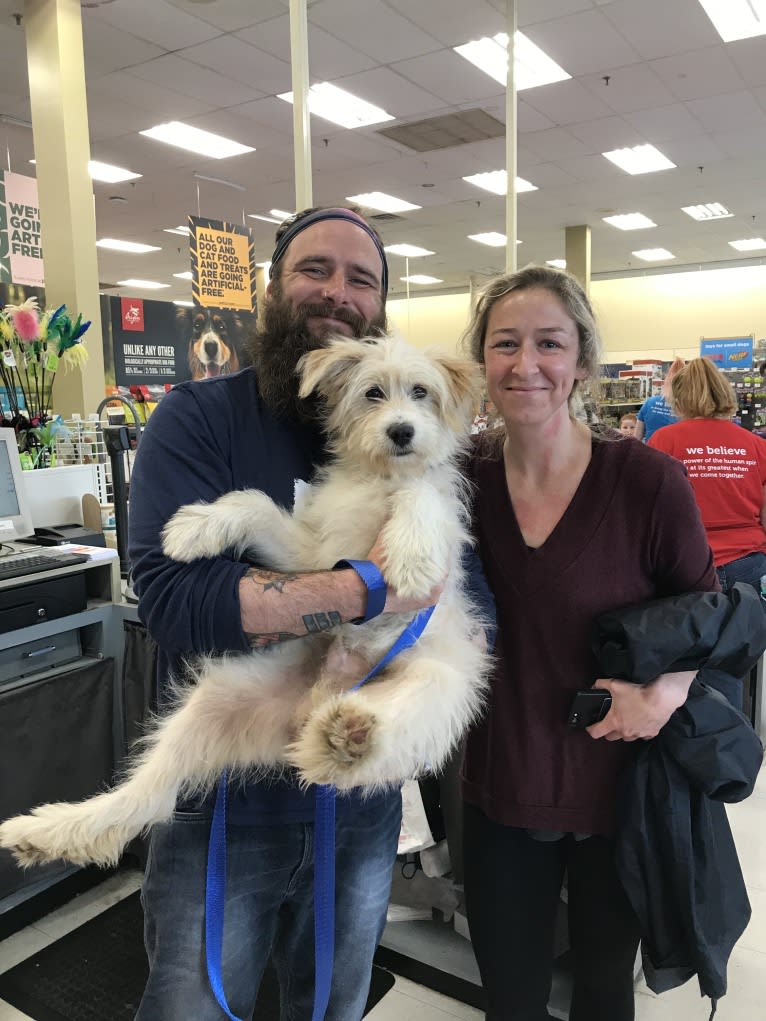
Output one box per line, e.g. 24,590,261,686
0,760,764,1021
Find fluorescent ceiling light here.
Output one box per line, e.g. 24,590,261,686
729,237,766,251
117,279,170,289
173,300,195,307
462,170,537,195
632,248,675,262
346,191,421,213
603,144,676,175
698,0,766,42
384,244,435,257
681,202,733,221
248,213,282,224
164,225,190,235
256,261,272,275
401,275,443,285
88,160,142,183
468,232,507,246
454,31,571,90
270,208,293,220
97,238,161,253
278,82,394,129
139,121,255,159
547,259,566,269
603,213,657,231
173,271,193,280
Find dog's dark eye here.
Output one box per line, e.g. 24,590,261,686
365,386,386,401
411,385,428,400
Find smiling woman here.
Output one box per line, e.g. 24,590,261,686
458,264,719,1021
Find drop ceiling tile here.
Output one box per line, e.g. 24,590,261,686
237,19,378,79
625,103,707,143
522,80,615,125
164,0,285,32
521,127,592,162
515,0,595,28
649,47,746,102
384,0,503,46
579,64,677,114
685,91,766,134
84,0,220,50
87,70,216,122
599,0,718,60
309,0,443,63
727,37,766,90
392,50,504,106
567,116,643,152
177,36,290,95
524,8,643,77
661,133,730,167
125,54,264,109
517,101,556,133
713,127,766,160
82,19,166,76
335,67,446,119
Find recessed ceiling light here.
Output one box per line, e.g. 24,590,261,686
117,279,170,289
632,248,676,261
248,213,282,224
278,82,394,129
346,192,421,213
139,121,255,159
401,275,443,285
96,238,161,253
468,232,507,246
30,158,142,182
547,259,566,269
698,0,766,42
454,32,571,90
603,144,676,175
164,225,190,235
729,237,766,251
384,244,435,257
681,203,733,221
603,213,657,230
462,170,538,195
88,160,142,183
173,271,193,280
173,300,195,307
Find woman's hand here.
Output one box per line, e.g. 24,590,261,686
586,671,696,742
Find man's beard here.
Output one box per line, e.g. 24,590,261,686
248,282,387,424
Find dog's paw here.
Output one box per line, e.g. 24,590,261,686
0,804,127,869
288,696,377,784
384,554,443,600
162,503,225,562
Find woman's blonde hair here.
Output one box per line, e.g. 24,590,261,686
671,357,737,419
462,265,603,408
661,357,686,399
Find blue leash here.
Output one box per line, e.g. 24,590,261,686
205,606,435,1021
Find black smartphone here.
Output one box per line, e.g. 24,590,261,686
567,689,613,729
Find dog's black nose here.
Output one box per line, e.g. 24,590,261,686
204,340,219,357
387,423,415,448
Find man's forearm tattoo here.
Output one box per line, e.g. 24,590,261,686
243,568,341,645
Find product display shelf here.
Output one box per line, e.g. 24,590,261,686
0,556,122,916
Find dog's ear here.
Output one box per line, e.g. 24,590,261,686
431,352,482,428
175,307,191,335
297,338,369,400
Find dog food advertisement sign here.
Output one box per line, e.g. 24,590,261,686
189,215,256,313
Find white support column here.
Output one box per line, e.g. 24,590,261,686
289,0,312,211
505,0,517,274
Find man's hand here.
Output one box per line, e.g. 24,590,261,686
586,671,696,742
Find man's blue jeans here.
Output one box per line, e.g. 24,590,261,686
715,550,766,598
135,791,402,1021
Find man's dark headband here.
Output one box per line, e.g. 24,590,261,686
269,208,389,296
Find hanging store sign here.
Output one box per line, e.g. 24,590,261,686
700,336,754,370
0,171,44,287
188,215,256,312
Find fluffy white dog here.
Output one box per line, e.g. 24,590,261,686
0,335,491,868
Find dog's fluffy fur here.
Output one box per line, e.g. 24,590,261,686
0,335,491,869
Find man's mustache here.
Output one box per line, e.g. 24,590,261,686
297,302,367,335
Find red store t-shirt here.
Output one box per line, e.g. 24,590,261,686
649,418,766,566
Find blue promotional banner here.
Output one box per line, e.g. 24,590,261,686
700,336,753,369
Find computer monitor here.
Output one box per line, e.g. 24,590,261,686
0,428,34,542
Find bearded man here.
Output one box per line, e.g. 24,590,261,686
128,208,460,1021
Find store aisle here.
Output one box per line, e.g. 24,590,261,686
0,760,764,1021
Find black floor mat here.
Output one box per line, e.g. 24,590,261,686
0,891,395,1021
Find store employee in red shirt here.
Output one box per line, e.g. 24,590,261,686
649,356,766,600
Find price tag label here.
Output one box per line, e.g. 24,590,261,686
44,352,59,373
2,348,16,368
